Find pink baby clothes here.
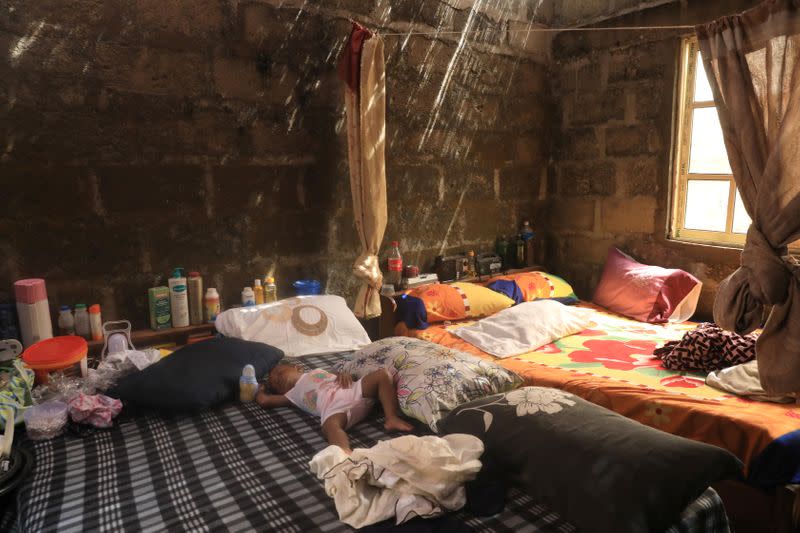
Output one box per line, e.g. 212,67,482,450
68,393,123,428
284,369,374,428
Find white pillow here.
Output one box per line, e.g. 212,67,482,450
214,295,371,357
452,300,592,359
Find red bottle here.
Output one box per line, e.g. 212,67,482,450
386,241,403,287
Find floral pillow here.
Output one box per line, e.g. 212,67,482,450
336,337,522,432
439,388,742,533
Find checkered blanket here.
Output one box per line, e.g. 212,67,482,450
9,353,729,532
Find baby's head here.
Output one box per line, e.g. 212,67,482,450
268,363,304,394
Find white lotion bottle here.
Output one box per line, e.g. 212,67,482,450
168,268,190,328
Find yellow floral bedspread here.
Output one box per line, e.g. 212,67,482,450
396,302,800,484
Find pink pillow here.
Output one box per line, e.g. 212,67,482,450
592,248,702,323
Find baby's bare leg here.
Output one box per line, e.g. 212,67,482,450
322,413,351,454
359,369,413,433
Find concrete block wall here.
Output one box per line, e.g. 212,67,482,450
0,0,552,327
546,1,761,319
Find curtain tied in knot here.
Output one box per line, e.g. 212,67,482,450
353,253,384,291
714,226,795,334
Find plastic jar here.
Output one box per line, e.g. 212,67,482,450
24,401,69,440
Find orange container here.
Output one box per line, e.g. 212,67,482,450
22,336,88,385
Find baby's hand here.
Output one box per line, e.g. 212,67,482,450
335,372,353,389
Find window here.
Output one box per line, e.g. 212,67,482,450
671,37,752,247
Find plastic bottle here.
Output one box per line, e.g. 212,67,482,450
74,304,90,339
242,287,256,307
187,272,204,326
168,268,190,328
205,288,220,323
386,241,403,287
254,279,264,305
239,364,258,402
514,234,526,269
14,279,53,347
57,306,75,336
88,304,103,341
495,236,509,270
520,219,536,267
466,250,477,278
264,277,277,303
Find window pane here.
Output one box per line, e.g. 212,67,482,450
689,107,732,174
694,52,714,102
732,191,751,234
684,180,729,232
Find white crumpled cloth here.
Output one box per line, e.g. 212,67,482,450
309,434,483,529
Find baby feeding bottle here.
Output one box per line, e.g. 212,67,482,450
240,364,258,402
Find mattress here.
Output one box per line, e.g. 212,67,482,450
396,302,800,487
8,352,728,532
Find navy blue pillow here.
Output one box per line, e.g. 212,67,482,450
108,337,283,413
394,294,429,330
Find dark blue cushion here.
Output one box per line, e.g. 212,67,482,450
108,337,283,413
394,294,429,330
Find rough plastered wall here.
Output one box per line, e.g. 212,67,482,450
0,0,552,327
547,0,760,319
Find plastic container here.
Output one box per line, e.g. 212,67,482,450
23,401,69,440
74,304,90,339
188,272,204,326
57,306,75,336
22,336,88,385
148,286,171,330
265,277,278,302
14,279,53,347
292,279,321,296
88,304,102,341
205,288,220,323
242,287,256,307
254,279,264,305
169,268,190,328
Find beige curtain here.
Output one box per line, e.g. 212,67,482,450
342,28,387,319
698,0,800,394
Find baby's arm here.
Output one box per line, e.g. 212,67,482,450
255,389,292,409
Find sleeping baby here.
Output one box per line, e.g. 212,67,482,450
256,364,413,454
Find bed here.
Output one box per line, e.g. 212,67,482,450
393,301,800,491
6,352,729,532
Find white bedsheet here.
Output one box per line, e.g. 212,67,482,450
309,434,483,528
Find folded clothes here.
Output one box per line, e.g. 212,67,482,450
706,361,797,404
654,322,757,373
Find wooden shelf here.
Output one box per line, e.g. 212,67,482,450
86,323,216,359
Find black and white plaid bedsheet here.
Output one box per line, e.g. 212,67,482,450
11,353,730,532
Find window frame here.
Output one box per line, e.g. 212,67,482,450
670,37,799,252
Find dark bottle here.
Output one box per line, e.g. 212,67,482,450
514,234,525,269
495,236,509,269
520,219,535,266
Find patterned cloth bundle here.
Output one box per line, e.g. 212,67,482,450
654,322,758,373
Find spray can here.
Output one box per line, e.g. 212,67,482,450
168,268,190,328
188,272,204,325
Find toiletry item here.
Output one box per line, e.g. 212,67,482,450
168,268,190,328
264,277,277,303
88,305,103,341
147,286,171,330
242,287,256,307
239,364,258,402
57,306,75,336
514,234,526,269
188,272,204,326
204,288,220,323
254,279,264,305
495,236,509,270
74,304,91,340
13,279,53,348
